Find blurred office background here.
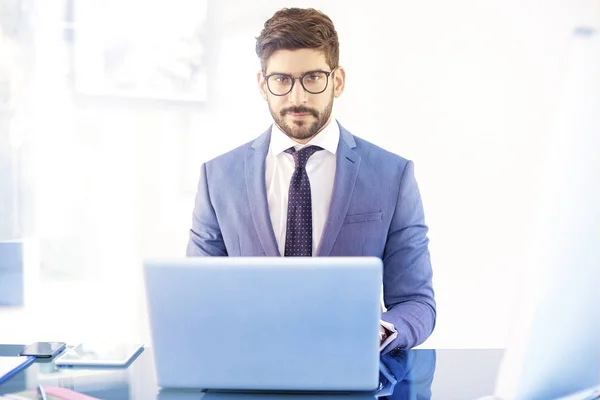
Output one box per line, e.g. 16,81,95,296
0,0,598,348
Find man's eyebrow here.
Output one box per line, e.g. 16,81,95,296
266,69,328,76
265,71,289,76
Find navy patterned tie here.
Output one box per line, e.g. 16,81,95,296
284,145,324,256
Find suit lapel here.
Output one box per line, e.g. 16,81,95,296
245,128,281,256
316,125,361,256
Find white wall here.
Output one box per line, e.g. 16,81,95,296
176,0,599,348
2,0,597,349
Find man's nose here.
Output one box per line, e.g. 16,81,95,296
288,79,308,104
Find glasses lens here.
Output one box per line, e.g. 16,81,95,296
301,71,329,94
267,74,293,96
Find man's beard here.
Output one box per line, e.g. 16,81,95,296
269,92,334,142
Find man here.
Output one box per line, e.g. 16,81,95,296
186,7,435,351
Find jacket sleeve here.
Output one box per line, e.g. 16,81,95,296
380,160,436,351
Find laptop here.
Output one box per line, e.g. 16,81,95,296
143,256,383,391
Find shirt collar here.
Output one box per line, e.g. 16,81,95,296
270,118,340,157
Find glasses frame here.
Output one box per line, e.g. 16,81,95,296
263,69,335,96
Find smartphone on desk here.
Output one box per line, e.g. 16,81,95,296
54,343,144,367
19,342,66,358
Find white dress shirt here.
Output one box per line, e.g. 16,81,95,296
265,119,339,256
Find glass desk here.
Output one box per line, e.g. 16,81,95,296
0,344,504,399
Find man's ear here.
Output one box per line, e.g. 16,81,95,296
257,71,268,101
333,66,346,98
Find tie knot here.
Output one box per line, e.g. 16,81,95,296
285,145,324,169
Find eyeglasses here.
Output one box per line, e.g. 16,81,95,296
263,69,335,96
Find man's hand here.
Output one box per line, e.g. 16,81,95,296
379,324,388,342
379,320,398,350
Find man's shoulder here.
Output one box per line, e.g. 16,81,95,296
205,128,270,168
345,129,410,168
206,140,254,166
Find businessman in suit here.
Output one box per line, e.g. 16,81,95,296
186,7,435,351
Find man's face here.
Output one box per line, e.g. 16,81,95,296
258,49,345,144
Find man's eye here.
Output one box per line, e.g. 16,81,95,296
274,76,292,84
305,74,321,81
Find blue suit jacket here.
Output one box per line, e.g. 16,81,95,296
186,122,436,350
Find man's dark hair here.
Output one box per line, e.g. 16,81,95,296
255,8,339,72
